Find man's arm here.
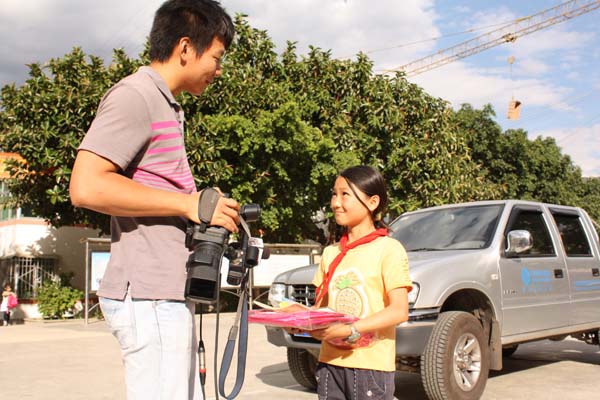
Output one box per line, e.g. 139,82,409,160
69,150,240,232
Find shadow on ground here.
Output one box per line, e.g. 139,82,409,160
255,339,600,400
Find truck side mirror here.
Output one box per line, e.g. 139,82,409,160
505,230,533,255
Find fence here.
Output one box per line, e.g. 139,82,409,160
0,256,58,298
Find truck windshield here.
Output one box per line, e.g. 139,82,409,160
390,205,504,251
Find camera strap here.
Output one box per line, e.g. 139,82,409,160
218,282,249,399
197,187,221,232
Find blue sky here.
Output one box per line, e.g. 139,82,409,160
1,0,599,176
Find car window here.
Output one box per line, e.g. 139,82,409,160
551,213,592,257
505,209,555,257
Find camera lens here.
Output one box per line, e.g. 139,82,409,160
240,204,261,222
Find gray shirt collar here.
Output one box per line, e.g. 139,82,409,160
138,66,180,109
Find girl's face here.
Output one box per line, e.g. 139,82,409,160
331,176,379,228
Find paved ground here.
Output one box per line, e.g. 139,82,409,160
1,314,600,399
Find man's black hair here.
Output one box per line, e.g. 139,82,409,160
149,0,235,62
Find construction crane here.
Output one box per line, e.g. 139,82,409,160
388,0,600,77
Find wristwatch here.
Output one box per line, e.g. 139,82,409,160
345,324,361,344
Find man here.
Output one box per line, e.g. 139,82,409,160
69,1,237,399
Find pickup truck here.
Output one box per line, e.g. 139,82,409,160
264,200,600,400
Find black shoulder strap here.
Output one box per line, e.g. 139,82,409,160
218,285,249,399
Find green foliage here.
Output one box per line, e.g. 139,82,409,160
36,281,83,319
576,177,600,225
0,47,142,233
0,15,593,243
185,16,499,240
452,104,586,207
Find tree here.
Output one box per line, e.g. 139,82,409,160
577,177,600,225
1,17,538,244
452,104,586,206
0,48,142,231
188,16,499,240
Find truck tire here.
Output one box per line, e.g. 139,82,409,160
287,347,318,390
421,311,489,400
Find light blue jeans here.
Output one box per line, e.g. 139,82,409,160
100,295,202,400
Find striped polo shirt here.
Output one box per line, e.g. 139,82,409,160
80,66,196,300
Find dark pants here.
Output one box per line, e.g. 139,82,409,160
1,311,10,325
316,362,395,400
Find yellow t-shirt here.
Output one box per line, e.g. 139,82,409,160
312,236,412,371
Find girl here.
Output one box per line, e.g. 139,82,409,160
1,284,17,326
311,165,412,400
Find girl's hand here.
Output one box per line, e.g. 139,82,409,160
310,323,351,341
285,327,306,335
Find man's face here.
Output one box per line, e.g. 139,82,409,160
184,36,225,96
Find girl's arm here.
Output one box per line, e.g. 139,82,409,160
311,287,409,342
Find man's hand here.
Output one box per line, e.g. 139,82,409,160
210,196,240,233
186,191,240,232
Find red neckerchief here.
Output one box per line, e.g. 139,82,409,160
315,227,388,307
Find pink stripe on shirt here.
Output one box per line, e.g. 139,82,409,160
151,133,181,142
134,169,194,185
135,175,195,188
151,120,179,130
139,158,186,168
147,145,184,155
134,178,194,192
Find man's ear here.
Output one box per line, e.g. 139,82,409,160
177,37,192,62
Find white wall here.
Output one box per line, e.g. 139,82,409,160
0,218,103,291
1,218,52,257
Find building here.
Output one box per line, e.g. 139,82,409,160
1,152,101,318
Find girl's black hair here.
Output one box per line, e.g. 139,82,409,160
149,0,235,62
339,165,389,228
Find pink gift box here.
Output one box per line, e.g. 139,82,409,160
248,309,357,331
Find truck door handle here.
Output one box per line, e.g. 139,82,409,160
554,269,564,279
592,268,599,277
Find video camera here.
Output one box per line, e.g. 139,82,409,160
184,203,265,304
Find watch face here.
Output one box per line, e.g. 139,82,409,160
346,325,361,343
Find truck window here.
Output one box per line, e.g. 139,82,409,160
505,210,555,257
550,213,592,257
390,205,503,251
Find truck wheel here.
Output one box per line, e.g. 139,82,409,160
287,347,317,390
421,311,489,400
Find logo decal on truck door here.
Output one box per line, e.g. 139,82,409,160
521,268,553,293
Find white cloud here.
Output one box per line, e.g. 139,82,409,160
514,57,550,76
511,28,593,57
469,7,516,31
0,0,162,85
538,124,600,177
410,62,571,112
223,0,439,67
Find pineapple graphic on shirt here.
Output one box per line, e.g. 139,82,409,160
333,271,365,317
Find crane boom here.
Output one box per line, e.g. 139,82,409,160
389,0,600,77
